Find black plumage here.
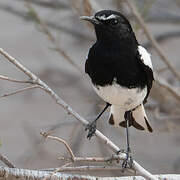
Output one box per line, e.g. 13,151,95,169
85,10,153,94
81,10,154,137
81,10,154,167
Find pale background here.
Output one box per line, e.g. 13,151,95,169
0,0,180,176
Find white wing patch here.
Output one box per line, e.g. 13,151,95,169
138,46,153,70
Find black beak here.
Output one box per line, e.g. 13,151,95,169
80,16,99,24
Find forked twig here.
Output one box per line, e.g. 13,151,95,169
0,85,40,99
41,132,124,164
0,75,30,83
40,132,75,161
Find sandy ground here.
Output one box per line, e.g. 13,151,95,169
0,0,180,176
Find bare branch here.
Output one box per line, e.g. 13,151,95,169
41,132,129,164
0,153,15,168
126,0,180,81
0,49,37,81
0,48,158,180
58,156,115,163
0,75,30,84
0,85,40,99
41,132,75,161
0,166,180,180
47,166,123,172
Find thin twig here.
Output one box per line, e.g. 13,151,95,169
41,132,75,161
47,165,123,172
0,75,31,83
58,156,114,163
0,153,15,168
41,132,122,163
42,162,74,180
0,48,158,180
126,0,180,81
0,85,40,99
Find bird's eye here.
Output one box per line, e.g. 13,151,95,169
110,19,118,26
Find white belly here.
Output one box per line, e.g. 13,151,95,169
93,83,147,110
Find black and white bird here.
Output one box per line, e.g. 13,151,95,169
80,10,154,166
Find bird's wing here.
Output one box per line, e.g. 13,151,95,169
137,46,154,103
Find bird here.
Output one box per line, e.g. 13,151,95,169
80,10,154,167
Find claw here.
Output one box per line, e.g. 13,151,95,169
85,121,97,140
116,149,133,169
122,153,133,169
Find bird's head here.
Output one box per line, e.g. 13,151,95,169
80,10,134,41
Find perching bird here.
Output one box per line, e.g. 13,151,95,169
80,10,154,167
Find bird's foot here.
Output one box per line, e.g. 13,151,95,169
122,154,133,169
85,121,97,140
116,149,133,169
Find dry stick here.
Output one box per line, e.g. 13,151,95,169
0,153,15,168
41,133,138,176
0,85,40,99
0,75,30,83
42,163,72,180
58,156,113,163
0,48,157,180
126,0,180,81
45,166,123,172
41,132,124,164
42,166,131,180
1,167,180,180
26,3,83,74
40,132,75,161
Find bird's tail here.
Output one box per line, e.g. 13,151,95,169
108,104,153,132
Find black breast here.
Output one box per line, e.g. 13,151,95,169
85,40,147,89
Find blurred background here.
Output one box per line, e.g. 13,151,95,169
0,0,180,176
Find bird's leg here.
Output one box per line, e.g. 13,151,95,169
85,103,110,140
122,111,133,168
